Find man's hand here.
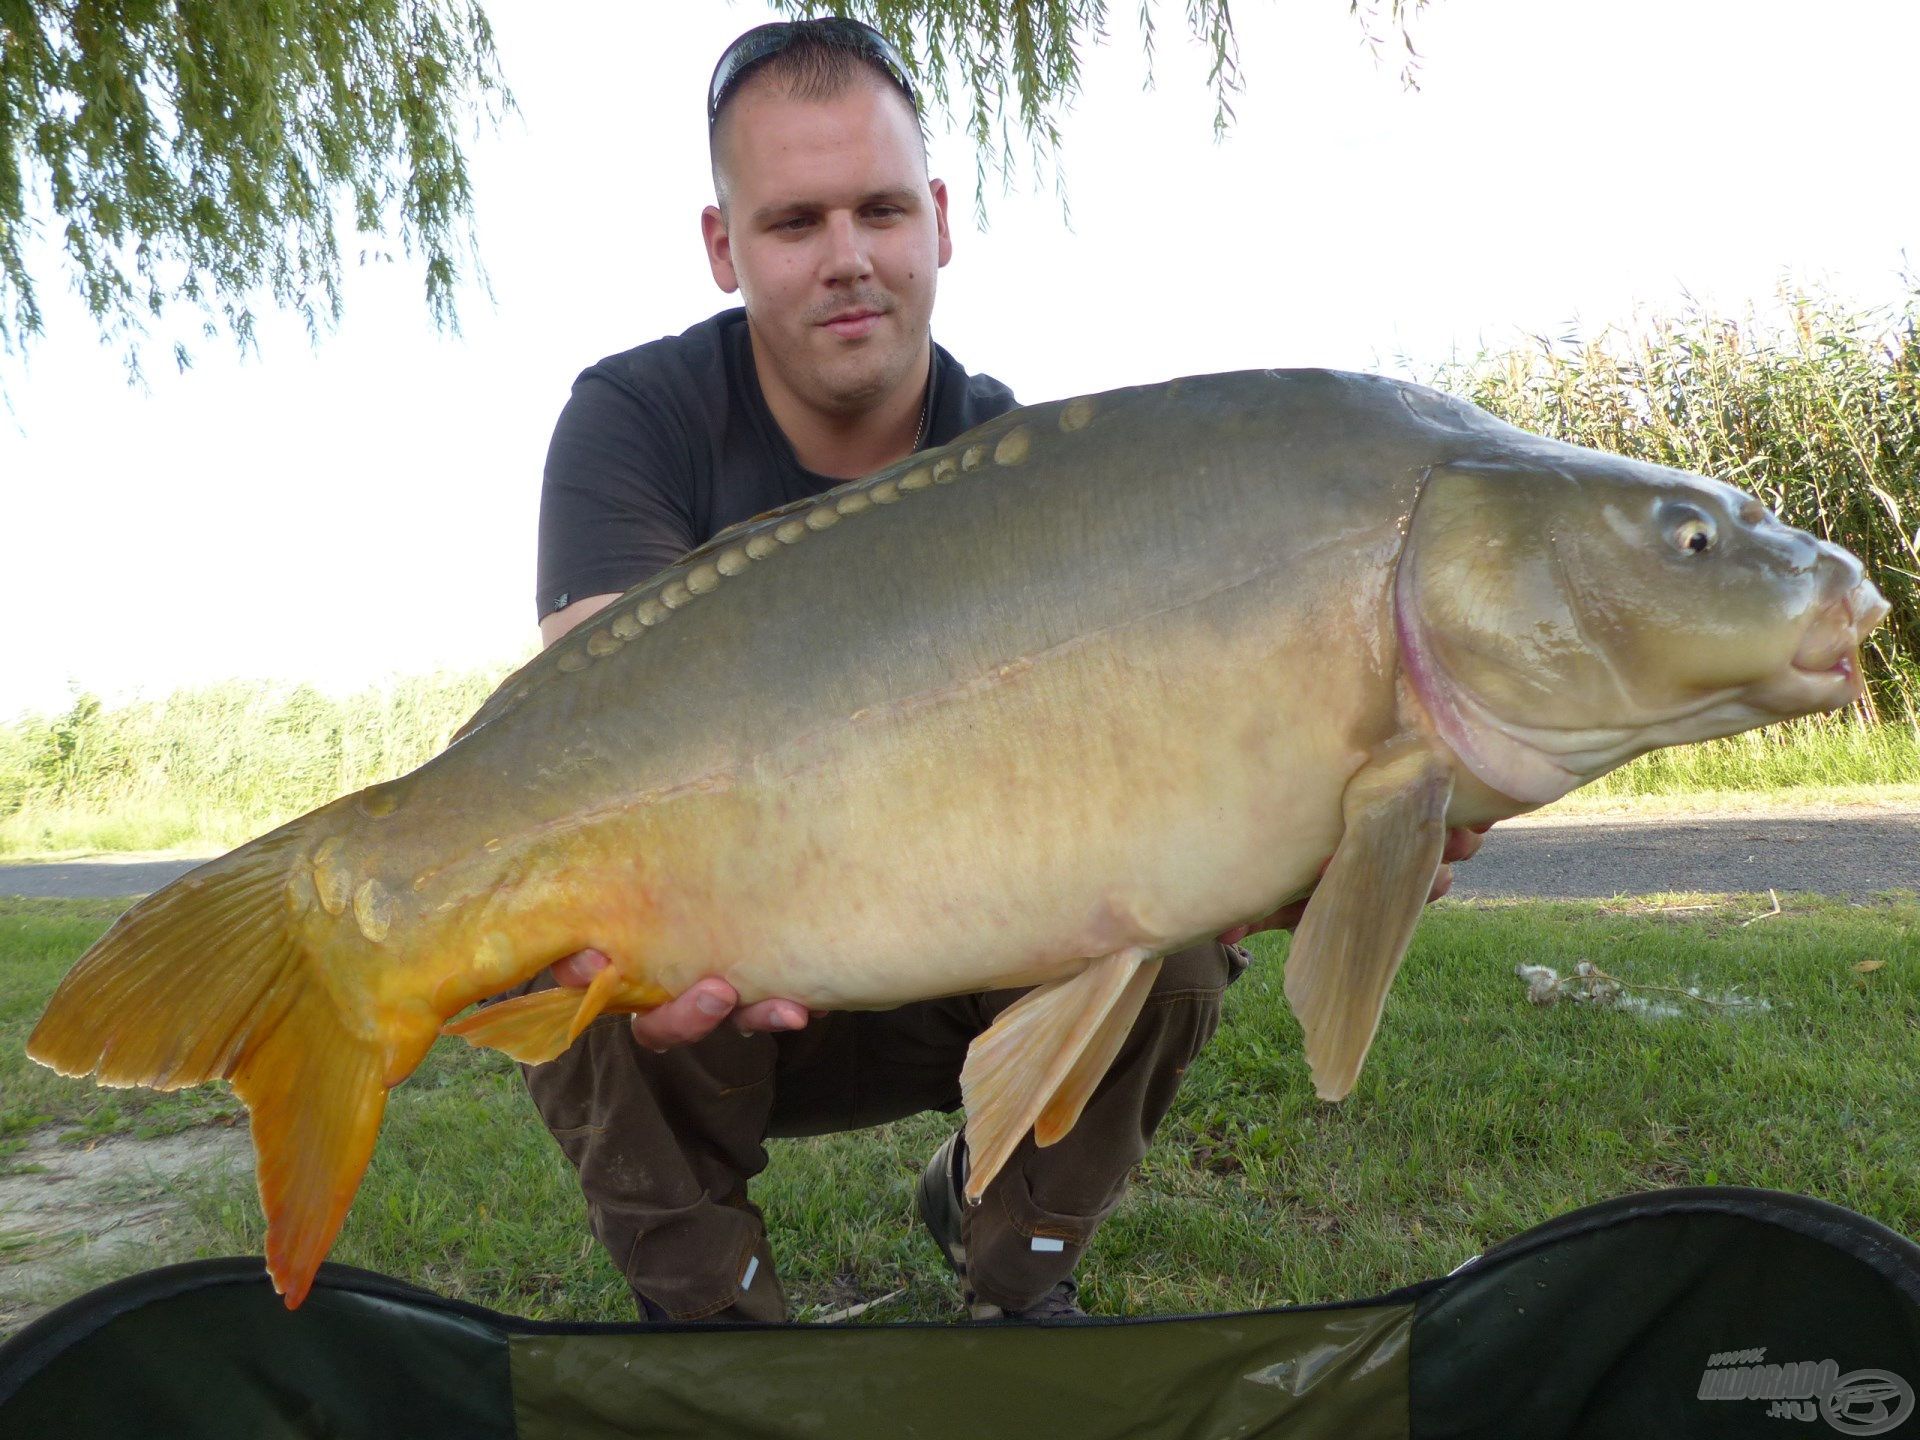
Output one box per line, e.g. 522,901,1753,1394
1216,821,1493,945
548,950,814,1052
538,601,817,1052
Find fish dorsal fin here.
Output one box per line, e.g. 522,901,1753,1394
447,450,968,747
960,946,1160,1201
443,499,822,748
1283,741,1453,1101
448,650,545,745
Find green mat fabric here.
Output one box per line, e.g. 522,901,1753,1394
509,1303,1410,1440
3,1188,1917,1439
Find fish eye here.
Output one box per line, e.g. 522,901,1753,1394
1664,506,1716,556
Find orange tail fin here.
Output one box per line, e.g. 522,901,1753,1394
26,823,400,1309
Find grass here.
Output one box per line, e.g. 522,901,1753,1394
0,899,244,1149
4,889,1915,1327
1574,707,1919,800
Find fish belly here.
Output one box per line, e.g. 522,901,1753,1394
570,575,1388,1013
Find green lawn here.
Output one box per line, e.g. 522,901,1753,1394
3,890,1916,1328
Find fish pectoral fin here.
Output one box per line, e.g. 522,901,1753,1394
1284,741,1453,1103
442,964,627,1065
960,946,1160,1202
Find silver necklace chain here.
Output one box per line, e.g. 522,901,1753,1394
912,353,933,451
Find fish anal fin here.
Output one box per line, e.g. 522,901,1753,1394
441,964,637,1065
1034,956,1163,1146
229,980,388,1310
960,946,1158,1202
1284,742,1453,1103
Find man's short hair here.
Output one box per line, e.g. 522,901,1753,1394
707,19,929,210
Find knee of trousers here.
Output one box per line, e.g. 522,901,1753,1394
513,1003,785,1321
1128,939,1243,1060
1148,937,1245,997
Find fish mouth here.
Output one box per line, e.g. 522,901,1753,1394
1757,578,1889,714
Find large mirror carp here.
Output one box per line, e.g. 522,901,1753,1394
29,369,1890,1307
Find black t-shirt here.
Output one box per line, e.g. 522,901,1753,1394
535,307,1019,618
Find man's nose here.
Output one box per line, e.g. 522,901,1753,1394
819,213,872,283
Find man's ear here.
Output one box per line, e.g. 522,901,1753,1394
701,205,739,293
930,179,953,268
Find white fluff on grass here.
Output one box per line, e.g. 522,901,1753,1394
1514,961,1769,1019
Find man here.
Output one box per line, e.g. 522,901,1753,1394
527,18,1484,1325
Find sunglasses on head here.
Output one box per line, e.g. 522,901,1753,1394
707,17,919,128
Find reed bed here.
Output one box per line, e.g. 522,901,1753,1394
0,669,516,855
1428,280,1920,724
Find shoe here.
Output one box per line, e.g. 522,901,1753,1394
917,1131,1089,1322
916,1129,971,1279
967,1278,1086,1323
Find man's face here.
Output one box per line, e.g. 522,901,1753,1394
703,72,952,419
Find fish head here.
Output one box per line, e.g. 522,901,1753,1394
1396,441,1890,806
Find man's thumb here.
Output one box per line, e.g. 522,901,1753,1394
552,948,611,988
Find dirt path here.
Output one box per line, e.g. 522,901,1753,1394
1450,806,1918,900
0,1125,252,1338
3,807,1913,903
0,855,220,899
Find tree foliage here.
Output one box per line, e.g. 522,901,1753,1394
0,0,509,372
775,0,1429,208
1,1,1422,367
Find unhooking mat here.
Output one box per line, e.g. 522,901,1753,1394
2,1186,1916,1438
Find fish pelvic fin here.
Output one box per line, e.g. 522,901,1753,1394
959,947,1160,1203
24,819,409,1310
1283,740,1453,1102
1033,956,1163,1147
441,963,634,1064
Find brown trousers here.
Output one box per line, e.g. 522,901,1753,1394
516,940,1245,1320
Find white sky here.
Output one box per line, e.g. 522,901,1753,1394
3,0,1916,723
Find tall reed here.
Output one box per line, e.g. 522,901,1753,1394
0,669,517,854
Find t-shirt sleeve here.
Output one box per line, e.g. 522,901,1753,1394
535,369,699,619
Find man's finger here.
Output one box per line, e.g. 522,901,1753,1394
631,980,739,1052
1216,895,1312,945
551,948,611,988
734,999,811,1035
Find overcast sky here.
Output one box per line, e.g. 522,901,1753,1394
3,0,1916,722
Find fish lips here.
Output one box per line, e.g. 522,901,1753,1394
1752,577,1890,715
